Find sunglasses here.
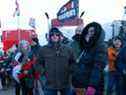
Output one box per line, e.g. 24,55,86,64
51,33,60,36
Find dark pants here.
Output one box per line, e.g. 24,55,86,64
95,72,104,95
15,81,21,95
15,83,33,95
21,79,33,95
44,88,72,95
22,87,33,95
0,73,6,88
107,71,121,95
120,74,126,95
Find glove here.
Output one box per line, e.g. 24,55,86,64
86,86,96,95
123,69,126,74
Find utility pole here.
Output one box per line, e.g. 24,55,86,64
45,12,51,30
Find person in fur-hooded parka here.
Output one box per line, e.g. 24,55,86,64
72,22,107,95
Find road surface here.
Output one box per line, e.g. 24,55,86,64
0,87,14,95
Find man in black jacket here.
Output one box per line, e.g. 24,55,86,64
36,27,76,95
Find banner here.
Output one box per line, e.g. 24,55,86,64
57,0,79,21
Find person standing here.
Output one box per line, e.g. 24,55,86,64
31,35,41,57
14,40,34,95
70,25,83,62
36,27,76,95
72,22,107,95
30,35,45,95
107,37,122,95
116,37,126,95
70,25,84,95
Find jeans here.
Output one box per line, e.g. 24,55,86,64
44,88,72,95
107,71,121,95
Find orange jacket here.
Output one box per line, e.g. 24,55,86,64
108,47,118,71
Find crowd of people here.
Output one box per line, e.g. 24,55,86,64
0,21,126,95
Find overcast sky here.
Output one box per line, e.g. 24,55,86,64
0,0,126,44
0,0,126,21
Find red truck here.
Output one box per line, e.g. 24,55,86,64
1,29,37,52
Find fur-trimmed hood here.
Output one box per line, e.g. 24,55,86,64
80,22,105,50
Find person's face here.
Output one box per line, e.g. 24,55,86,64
113,39,122,49
85,27,95,42
87,27,95,38
21,43,29,52
50,33,60,42
75,29,82,35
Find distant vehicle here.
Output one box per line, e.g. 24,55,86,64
1,29,37,52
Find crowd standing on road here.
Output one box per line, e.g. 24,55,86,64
1,22,126,95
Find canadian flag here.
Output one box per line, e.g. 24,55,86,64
57,0,79,21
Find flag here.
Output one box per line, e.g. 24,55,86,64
13,0,20,17
45,12,49,19
0,20,1,28
29,18,36,29
57,0,79,21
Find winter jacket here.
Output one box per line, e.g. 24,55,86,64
108,47,118,71
37,43,76,89
116,46,126,75
70,34,82,60
18,56,36,79
72,22,107,89
17,51,35,88
115,44,126,95
31,44,41,79
31,44,41,57
14,40,35,88
0,54,11,73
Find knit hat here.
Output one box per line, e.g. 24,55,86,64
49,27,62,37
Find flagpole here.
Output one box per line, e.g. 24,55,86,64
17,15,20,42
13,0,20,42
80,11,85,18
45,12,51,31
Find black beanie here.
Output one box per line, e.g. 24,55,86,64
49,27,62,37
